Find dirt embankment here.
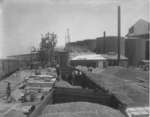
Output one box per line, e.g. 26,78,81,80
85,66,149,107
40,102,125,117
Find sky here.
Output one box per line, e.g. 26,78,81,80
0,0,149,57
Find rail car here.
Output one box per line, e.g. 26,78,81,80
0,59,19,79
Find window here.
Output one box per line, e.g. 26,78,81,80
129,26,134,34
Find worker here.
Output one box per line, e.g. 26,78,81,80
35,68,41,75
6,82,11,102
71,70,76,85
80,73,87,88
55,64,60,81
78,71,83,86
74,70,78,85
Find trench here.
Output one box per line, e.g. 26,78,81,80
30,67,127,117
52,87,119,109
52,67,126,111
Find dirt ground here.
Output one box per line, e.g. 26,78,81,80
0,68,56,117
0,67,148,117
0,70,34,98
85,66,149,107
0,68,56,98
40,102,125,117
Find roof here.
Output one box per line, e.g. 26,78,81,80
133,19,150,28
71,54,106,61
141,60,150,63
71,54,127,61
126,106,149,117
127,19,150,37
96,36,125,40
102,54,128,60
7,48,67,58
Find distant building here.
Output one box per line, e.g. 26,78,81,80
7,52,40,68
95,36,125,55
125,19,150,66
65,39,96,52
54,49,69,67
70,53,128,68
70,54,106,68
7,49,69,68
102,53,128,67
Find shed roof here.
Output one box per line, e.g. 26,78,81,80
71,54,127,61
71,54,106,61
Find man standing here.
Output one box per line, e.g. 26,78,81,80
6,82,11,102
55,64,60,81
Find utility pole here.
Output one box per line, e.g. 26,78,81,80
103,31,106,53
65,28,71,51
65,33,67,47
67,28,71,43
117,6,121,66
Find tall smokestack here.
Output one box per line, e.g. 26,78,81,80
67,28,71,43
103,31,106,53
117,6,121,65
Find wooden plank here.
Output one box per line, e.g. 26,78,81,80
29,89,54,117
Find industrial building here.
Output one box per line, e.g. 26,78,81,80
125,19,149,66
7,52,40,68
8,49,69,68
95,36,125,55
65,39,96,52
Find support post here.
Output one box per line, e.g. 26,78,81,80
117,6,121,65
103,31,106,53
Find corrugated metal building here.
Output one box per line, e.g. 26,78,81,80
65,39,96,52
55,50,69,67
8,49,69,68
125,38,149,65
96,36,125,55
125,19,150,66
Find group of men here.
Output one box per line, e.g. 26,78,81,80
69,69,87,88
